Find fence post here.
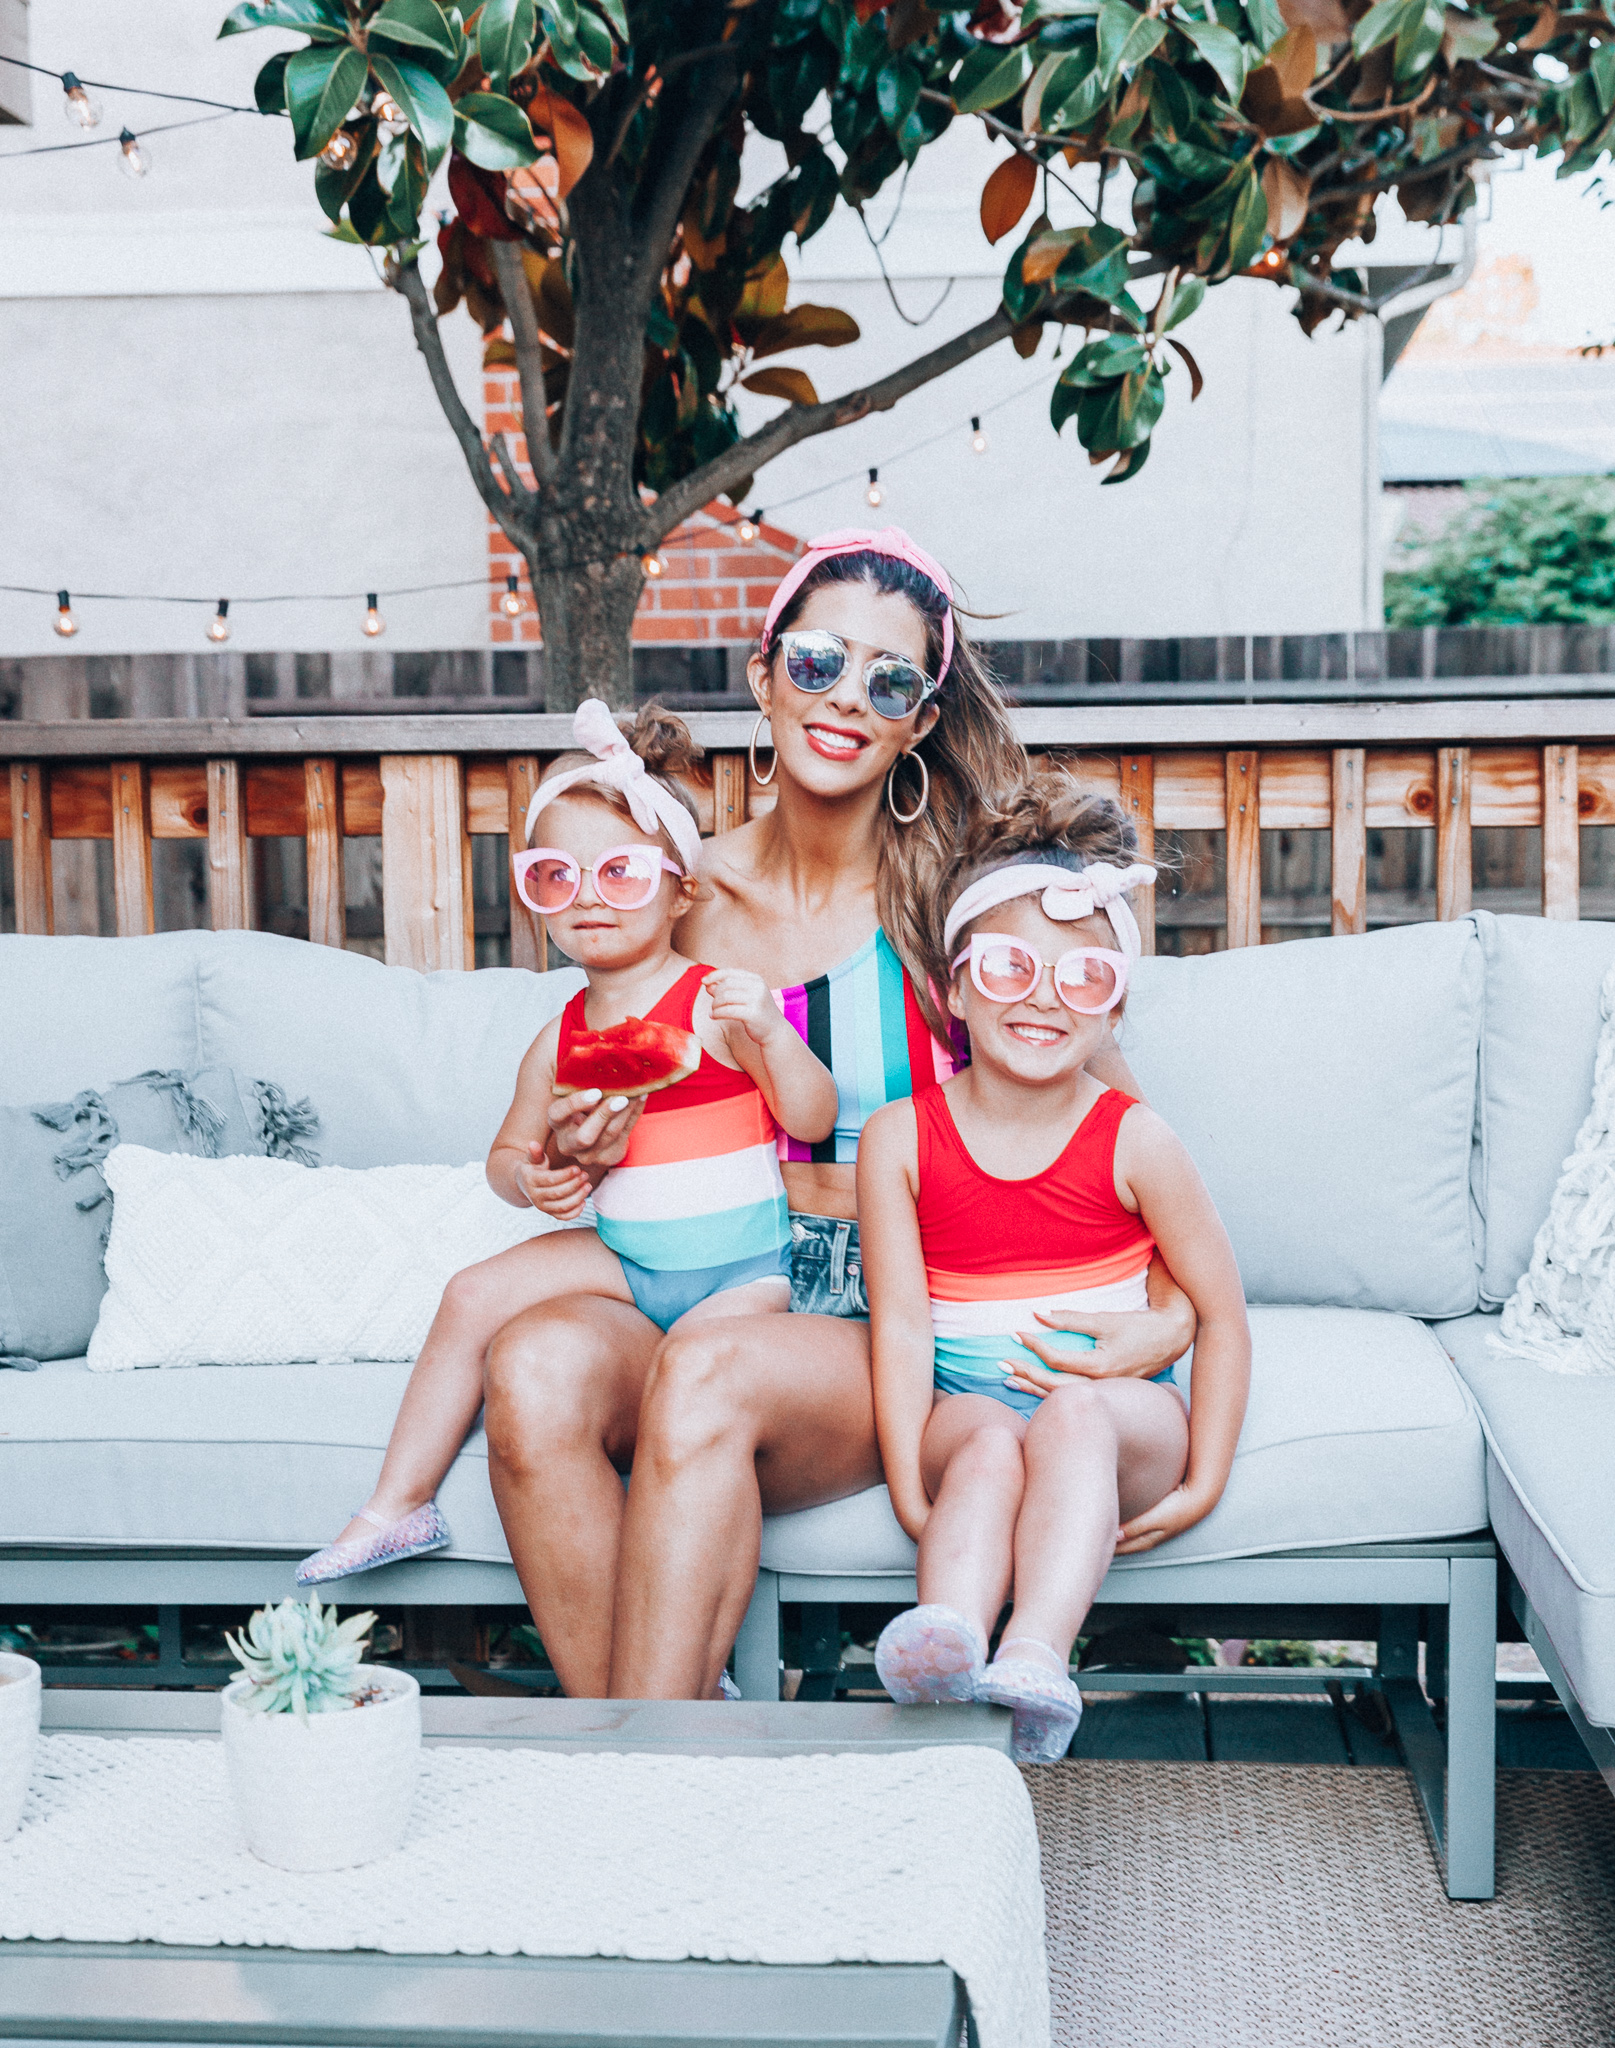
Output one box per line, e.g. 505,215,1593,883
1118,752,1155,954
206,760,252,931
1225,750,1261,947
111,761,155,937
8,763,52,935
380,754,474,971
505,754,545,971
1330,748,1366,936
711,752,748,836
303,758,346,949
1436,747,1472,919
1542,744,1580,921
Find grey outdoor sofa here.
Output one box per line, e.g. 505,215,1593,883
2,911,1613,1901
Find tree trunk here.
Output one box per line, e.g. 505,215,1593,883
528,544,645,712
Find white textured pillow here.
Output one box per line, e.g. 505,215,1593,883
87,1144,587,1372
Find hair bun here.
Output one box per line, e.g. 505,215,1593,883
628,701,703,778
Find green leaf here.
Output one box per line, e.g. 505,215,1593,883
479,0,537,92
253,50,292,114
1595,41,1615,111
286,43,367,159
952,41,1034,111
1174,16,1249,98
589,0,628,38
219,0,346,38
1097,0,1168,86
453,90,541,168
876,54,925,129
1352,0,1416,57
573,7,614,72
1242,0,1286,51
1222,165,1268,271
1394,0,1445,77
368,0,460,64
369,52,455,167
1101,438,1151,483
1443,7,1499,61
1159,270,1206,328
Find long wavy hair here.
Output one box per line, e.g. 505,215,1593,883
766,549,1026,1034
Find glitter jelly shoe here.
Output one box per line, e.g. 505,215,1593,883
977,1636,1084,1763
874,1603,987,1705
295,1502,451,1586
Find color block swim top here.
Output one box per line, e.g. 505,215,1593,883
559,966,790,1274
915,1085,1155,1392
773,928,958,1165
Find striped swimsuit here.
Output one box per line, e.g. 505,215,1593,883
916,1084,1171,1417
561,966,792,1332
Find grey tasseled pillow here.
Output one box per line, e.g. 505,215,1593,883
0,1067,321,1365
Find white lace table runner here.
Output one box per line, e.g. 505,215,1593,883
0,1736,1048,2048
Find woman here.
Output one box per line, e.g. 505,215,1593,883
482,527,1194,1699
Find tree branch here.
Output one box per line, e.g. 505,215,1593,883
629,46,745,307
490,430,526,497
645,304,1017,540
489,239,557,486
397,262,532,543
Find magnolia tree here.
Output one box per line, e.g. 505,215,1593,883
224,0,1599,705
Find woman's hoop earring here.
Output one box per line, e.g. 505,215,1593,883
887,751,929,825
749,713,778,787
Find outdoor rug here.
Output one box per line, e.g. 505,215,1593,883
1029,1761,1615,2048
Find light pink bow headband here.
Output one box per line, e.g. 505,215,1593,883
523,699,703,874
943,860,1159,963
762,526,956,683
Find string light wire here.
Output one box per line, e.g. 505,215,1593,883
0,51,273,116
0,108,241,159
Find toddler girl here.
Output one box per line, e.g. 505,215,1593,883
297,700,837,1587
857,776,1250,1761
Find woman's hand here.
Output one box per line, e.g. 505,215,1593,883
704,968,785,1048
1115,1483,1215,1555
515,1142,592,1221
546,1088,643,1173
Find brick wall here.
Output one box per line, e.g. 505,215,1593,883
483,367,804,648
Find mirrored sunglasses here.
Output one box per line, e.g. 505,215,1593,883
776,628,935,722
512,843,683,916
950,932,1129,1016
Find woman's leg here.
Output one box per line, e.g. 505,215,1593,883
482,1294,663,1700
1002,1379,1189,1668
325,1230,634,1549
607,1313,884,1700
913,1394,1031,1645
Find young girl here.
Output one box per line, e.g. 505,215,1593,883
857,777,1250,1762
296,700,837,1588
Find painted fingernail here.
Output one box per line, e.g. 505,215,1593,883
608,1096,629,1111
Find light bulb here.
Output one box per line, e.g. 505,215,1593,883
61,72,102,130
53,589,78,638
319,128,359,171
362,593,386,638
207,601,230,644
737,512,759,543
970,416,988,455
865,467,883,509
641,552,665,578
371,92,409,139
499,573,524,617
117,128,150,179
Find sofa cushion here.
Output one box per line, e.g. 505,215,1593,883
1473,913,1615,1308
0,1306,1480,1577
761,1305,1487,1575
1120,920,1482,1317
193,931,583,1167
1433,1310,1615,1727
0,935,203,1102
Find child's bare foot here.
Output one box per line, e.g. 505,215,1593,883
295,1501,452,1586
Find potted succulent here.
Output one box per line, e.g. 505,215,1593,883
221,1595,420,1871
0,1649,42,1841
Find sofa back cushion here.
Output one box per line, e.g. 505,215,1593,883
1122,919,1481,1317
1475,911,1615,1308
0,934,203,1101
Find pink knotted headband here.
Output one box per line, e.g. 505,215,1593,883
761,526,956,684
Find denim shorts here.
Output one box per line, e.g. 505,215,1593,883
789,1213,869,1320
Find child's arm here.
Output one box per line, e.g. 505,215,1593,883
856,1101,937,1541
702,968,838,1143
485,1018,640,1220
1111,1105,1251,1554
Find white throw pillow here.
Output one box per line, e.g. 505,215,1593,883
87,1144,589,1372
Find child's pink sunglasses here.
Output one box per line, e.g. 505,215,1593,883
512,843,683,916
951,932,1129,1016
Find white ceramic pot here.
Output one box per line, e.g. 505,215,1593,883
0,1653,42,1841
220,1664,421,1871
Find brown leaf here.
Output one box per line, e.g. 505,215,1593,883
528,82,593,198
1022,227,1082,283
1268,26,1318,98
737,254,790,321
1277,0,1351,39
980,152,1038,245
1518,4,1557,46
1349,42,1393,102
1012,320,1044,357
747,305,862,354
887,0,940,47
482,335,518,367
504,158,560,236
521,250,575,347
1167,336,1204,399
741,366,819,405
1241,64,1318,134
1260,156,1311,240
852,0,885,17
682,209,725,269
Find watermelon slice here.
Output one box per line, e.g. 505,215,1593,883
553,1015,702,1098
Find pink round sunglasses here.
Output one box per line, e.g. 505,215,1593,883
512,843,683,916
951,931,1130,1016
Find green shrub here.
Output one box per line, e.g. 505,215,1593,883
1385,476,1615,628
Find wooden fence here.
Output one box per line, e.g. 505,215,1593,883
1,703,1610,968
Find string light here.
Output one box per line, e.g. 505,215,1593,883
362,592,385,637
60,72,102,130
736,511,760,543
865,467,883,508
53,590,78,638
499,572,525,617
371,93,409,139
117,128,150,179
319,128,359,172
641,551,666,578
970,415,988,455
206,599,230,643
